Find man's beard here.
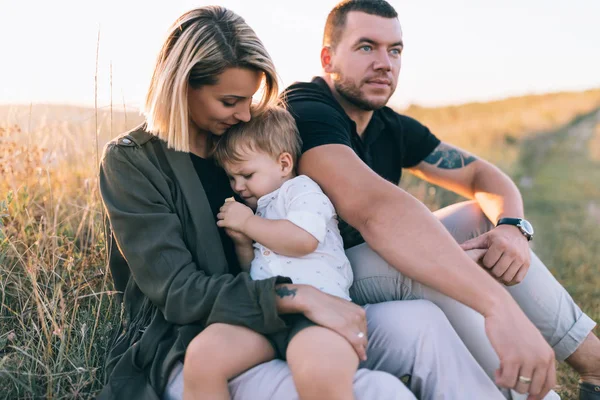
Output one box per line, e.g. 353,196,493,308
333,73,392,111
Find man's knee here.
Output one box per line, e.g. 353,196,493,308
368,300,452,344
354,370,416,400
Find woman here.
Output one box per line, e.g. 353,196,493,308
98,6,504,399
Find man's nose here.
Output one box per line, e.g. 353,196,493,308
373,49,392,71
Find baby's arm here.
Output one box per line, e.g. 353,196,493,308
243,218,319,257
218,198,318,258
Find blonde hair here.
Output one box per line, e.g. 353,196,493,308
212,105,302,167
143,6,279,152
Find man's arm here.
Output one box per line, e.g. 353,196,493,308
298,144,555,396
407,142,524,224
407,142,531,284
299,144,507,314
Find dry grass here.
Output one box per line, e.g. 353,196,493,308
1,88,599,398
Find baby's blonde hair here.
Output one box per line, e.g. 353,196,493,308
213,105,302,167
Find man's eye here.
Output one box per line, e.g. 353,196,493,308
390,48,402,56
360,45,372,52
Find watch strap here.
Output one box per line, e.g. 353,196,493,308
496,217,522,226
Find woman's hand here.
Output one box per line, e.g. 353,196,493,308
297,286,368,361
217,200,254,232
224,228,253,246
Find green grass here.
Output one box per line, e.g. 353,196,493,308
516,113,600,399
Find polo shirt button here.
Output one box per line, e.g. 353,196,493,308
263,250,271,256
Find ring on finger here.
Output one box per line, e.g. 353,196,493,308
518,375,532,385
357,332,365,339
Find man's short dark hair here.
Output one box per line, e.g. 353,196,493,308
323,0,398,50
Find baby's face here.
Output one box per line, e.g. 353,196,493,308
223,150,288,209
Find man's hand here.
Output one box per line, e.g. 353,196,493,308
217,200,254,233
460,225,531,285
485,304,556,398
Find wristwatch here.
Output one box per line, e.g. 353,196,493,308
496,218,534,241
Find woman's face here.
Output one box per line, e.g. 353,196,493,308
188,67,263,137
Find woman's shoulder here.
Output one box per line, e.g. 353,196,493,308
105,123,154,149
102,123,161,162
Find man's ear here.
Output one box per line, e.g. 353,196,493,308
278,152,294,176
321,46,334,72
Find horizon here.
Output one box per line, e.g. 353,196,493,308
2,0,600,109
3,86,600,113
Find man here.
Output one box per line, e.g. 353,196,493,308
283,1,600,399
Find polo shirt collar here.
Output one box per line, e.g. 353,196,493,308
310,77,386,146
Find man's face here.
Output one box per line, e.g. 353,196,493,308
327,12,403,110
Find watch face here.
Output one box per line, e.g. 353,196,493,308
519,220,534,236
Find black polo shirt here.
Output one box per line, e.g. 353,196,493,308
282,77,441,248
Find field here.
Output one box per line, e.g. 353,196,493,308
1,89,600,398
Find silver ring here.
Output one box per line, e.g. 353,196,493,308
357,332,365,339
518,376,532,385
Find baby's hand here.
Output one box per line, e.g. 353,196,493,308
217,200,254,233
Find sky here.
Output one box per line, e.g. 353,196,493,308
1,0,599,109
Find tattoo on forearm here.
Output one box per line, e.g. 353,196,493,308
424,143,477,169
275,286,297,299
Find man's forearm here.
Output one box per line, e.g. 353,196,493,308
472,162,524,224
358,188,514,316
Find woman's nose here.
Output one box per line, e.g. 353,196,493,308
234,104,252,123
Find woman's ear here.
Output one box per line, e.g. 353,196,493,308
278,152,294,176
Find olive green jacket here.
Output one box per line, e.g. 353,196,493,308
97,125,290,399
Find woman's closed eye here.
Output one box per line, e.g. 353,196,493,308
222,100,237,107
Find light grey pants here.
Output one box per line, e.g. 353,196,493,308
347,200,596,400
164,300,506,400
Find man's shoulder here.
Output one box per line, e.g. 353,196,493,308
282,79,347,119
376,107,428,133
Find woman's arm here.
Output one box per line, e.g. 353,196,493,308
100,143,289,332
273,283,368,361
232,240,254,271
